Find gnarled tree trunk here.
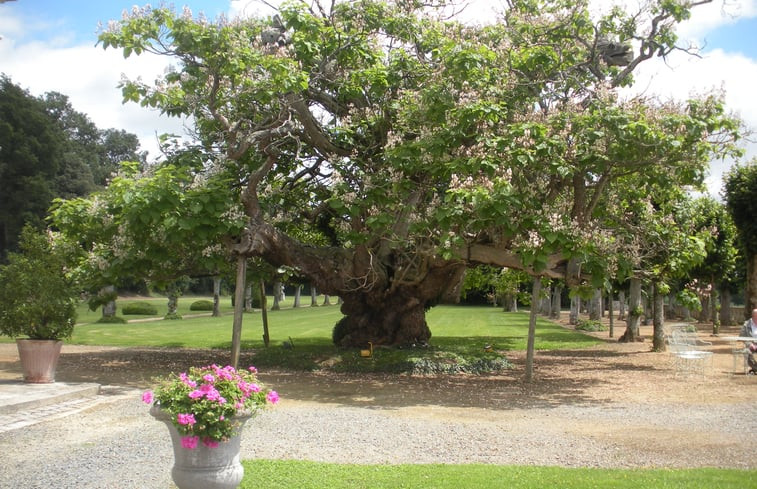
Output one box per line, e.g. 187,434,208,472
720,287,732,326
569,294,580,325
271,278,282,311
166,294,179,318
710,281,720,335
550,283,562,319
310,284,318,307
237,219,466,346
101,285,117,319
617,289,626,320
244,283,253,312
293,284,302,308
652,282,665,351
619,277,642,342
212,276,222,317
525,276,542,383
589,288,601,320
333,262,466,347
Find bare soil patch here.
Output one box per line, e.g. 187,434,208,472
0,317,753,408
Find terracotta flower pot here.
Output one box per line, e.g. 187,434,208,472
16,339,63,383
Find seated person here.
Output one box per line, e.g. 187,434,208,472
740,308,757,372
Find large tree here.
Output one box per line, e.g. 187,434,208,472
93,0,740,347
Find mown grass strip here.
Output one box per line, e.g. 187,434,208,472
241,460,754,489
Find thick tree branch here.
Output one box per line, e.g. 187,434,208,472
465,244,567,280
287,94,351,157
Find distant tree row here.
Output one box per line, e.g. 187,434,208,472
0,75,144,260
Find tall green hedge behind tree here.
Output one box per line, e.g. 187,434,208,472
0,75,144,260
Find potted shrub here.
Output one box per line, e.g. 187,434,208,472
0,226,79,383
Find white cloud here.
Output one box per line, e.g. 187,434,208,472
230,0,278,18
675,0,757,41
622,45,757,196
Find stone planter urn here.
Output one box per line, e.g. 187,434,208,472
16,339,63,383
150,405,253,489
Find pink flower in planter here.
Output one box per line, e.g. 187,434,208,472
141,391,153,404
179,372,197,388
266,391,280,405
181,436,199,450
202,437,220,448
177,413,196,426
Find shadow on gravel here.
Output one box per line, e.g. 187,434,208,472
0,346,653,411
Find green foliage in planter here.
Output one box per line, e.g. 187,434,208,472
189,299,214,311
96,315,127,324
122,301,159,315
0,226,79,339
575,319,607,332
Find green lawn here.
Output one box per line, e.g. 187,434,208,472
241,460,755,489
1,298,602,372
68,299,597,350
73,295,237,324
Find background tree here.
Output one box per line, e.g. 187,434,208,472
0,75,143,260
686,196,739,333
95,0,740,348
723,160,757,319
0,76,65,259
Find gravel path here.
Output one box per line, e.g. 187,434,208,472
0,384,754,488
1,321,756,488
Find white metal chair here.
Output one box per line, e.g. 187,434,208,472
667,325,713,378
732,347,750,375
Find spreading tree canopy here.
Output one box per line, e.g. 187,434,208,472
58,0,742,346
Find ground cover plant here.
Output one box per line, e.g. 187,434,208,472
241,460,756,489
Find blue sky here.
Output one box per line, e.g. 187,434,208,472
3,0,232,44
1,0,756,196
701,17,757,58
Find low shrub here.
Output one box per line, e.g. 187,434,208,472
403,352,512,375
575,319,607,332
122,301,159,315
163,312,182,320
95,315,127,324
189,300,214,311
